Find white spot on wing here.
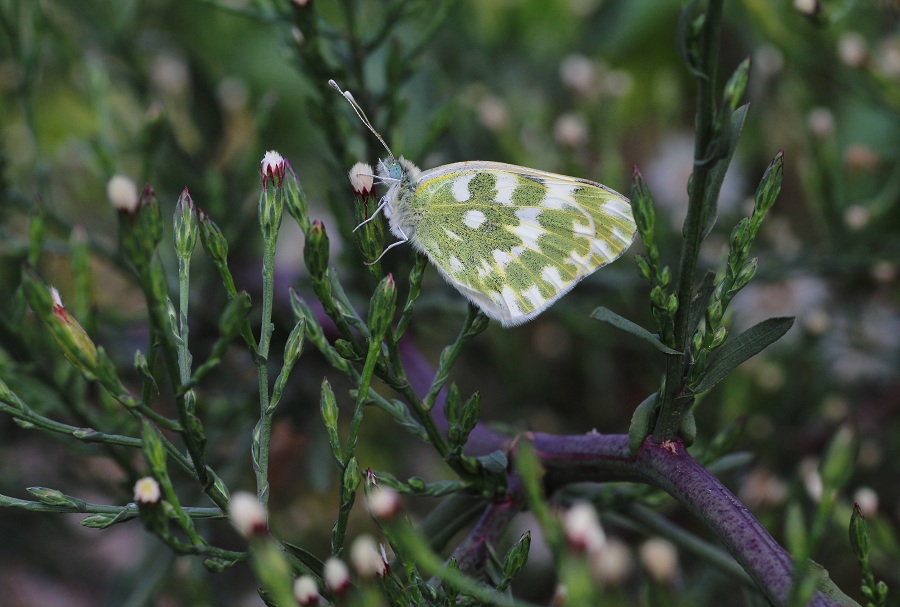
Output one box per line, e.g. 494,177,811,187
451,174,476,202
522,285,545,307
573,220,595,238
511,245,526,258
500,286,522,317
511,223,543,249
603,199,632,220
492,249,514,269
592,239,614,259
612,228,632,244
568,250,592,273
541,266,566,290
463,209,487,229
449,256,464,273
494,173,518,205
515,208,542,224
444,228,462,241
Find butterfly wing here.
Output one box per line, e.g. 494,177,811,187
406,161,636,326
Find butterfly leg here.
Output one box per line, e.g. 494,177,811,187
365,226,409,265
352,196,390,233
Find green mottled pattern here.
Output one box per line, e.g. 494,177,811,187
407,165,636,325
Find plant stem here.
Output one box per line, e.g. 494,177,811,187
654,0,724,441
253,238,276,506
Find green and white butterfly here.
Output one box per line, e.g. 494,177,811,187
331,80,637,327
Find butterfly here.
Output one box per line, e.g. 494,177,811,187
330,80,637,327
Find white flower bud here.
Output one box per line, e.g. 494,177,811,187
838,32,868,68
553,113,588,149
228,491,268,537
563,502,606,554
324,557,350,595
133,476,161,504
348,162,374,195
806,107,834,139
559,54,596,94
367,486,401,520
107,175,139,213
853,486,879,517
293,575,319,606
592,537,634,585
350,534,387,578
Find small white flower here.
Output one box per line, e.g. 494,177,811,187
843,204,870,230
350,534,387,578
348,162,375,195
807,107,835,139
367,486,401,519
553,113,588,149
592,537,634,585
563,502,606,554
49,286,64,309
107,175,139,213
228,491,268,537
293,575,319,606
475,96,508,132
260,150,286,188
133,476,161,504
639,538,678,582
799,457,823,502
838,32,868,68
793,0,818,15
560,54,596,94
324,557,350,594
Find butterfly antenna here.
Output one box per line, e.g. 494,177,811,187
328,79,394,158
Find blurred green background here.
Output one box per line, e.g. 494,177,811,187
1,0,898,605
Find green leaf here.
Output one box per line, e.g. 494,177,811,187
693,317,794,393
701,104,749,239
281,542,325,577
591,307,679,355
628,393,658,456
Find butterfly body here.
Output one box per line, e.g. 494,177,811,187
377,157,637,327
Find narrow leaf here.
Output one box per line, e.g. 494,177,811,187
591,307,679,355
693,316,794,393
701,104,749,239
688,271,717,337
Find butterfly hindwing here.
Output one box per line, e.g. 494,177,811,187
406,162,636,326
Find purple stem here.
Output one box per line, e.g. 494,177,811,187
398,342,843,606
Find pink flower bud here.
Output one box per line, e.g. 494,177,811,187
229,492,268,537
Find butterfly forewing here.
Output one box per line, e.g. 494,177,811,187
406,162,637,326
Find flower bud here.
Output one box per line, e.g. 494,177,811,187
293,575,320,606
349,162,375,198
710,326,728,349
734,257,758,290
107,175,139,213
229,491,268,538
367,486,401,520
639,538,678,582
174,188,198,258
634,254,652,282
502,531,531,580
133,477,162,504
284,162,310,232
324,557,350,595
27,487,78,508
260,150,286,190
198,208,229,267
304,220,330,280
849,503,869,562
350,534,387,578
367,274,397,340
564,502,606,554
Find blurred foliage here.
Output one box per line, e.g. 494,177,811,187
1,0,899,605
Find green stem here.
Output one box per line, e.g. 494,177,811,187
253,238,276,506
345,337,382,461
653,0,723,441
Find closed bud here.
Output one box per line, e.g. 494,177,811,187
849,503,869,562
107,175,140,213
503,531,531,580
320,379,342,465
660,265,671,286
198,208,229,266
367,274,397,340
258,152,285,238
284,162,310,232
334,338,359,361
133,476,162,504
710,325,727,348
293,575,319,606
706,300,723,328
283,318,306,367
229,491,268,537
459,391,481,440
635,254,652,281
665,293,678,316
465,307,491,337
650,285,667,309
342,457,360,506
304,220,330,280
734,257,758,289
691,330,704,354
119,185,163,270
349,162,375,198
729,218,750,253
27,487,78,508
723,57,750,113
174,188,198,258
